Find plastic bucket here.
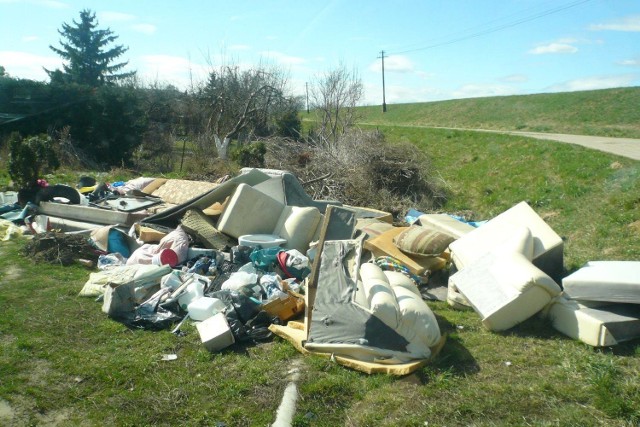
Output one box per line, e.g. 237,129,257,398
152,248,178,267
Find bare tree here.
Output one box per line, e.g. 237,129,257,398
310,64,363,149
199,64,290,160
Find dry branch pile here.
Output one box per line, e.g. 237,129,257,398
264,129,447,218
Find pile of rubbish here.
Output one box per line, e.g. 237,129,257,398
1,168,638,375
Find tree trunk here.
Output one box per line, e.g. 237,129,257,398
214,135,231,160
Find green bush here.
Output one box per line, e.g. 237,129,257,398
230,141,267,168
8,133,60,189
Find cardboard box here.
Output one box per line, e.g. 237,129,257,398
263,290,305,321
196,312,235,352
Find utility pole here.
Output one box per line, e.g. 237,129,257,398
305,82,309,114
379,50,387,113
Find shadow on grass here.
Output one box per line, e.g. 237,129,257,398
401,313,480,385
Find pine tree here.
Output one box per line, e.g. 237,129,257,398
46,9,135,86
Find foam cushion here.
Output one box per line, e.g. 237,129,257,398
216,183,285,238
360,263,400,329
546,297,640,347
449,201,563,280
273,205,322,253
451,251,561,331
561,261,640,304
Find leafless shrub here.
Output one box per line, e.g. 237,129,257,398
264,129,447,218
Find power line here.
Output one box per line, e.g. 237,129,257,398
388,0,594,56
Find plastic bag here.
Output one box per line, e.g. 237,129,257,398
249,246,283,271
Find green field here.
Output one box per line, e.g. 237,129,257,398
1,88,639,426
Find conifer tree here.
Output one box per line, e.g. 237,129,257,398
46,9,135,86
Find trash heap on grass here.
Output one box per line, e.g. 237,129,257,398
2,168,639,374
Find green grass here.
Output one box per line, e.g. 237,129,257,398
2,89,640,425
356,86,640,138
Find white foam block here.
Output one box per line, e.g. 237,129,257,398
196,312,235,352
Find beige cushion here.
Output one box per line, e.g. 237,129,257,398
393,225,456,258
451,251,561,331
363,227,448,276
274,206,322,253
216,184,285,238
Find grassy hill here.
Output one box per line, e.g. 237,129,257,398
356,86,640,138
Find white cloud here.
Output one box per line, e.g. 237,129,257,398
618,57,640,66
136,55,209,89
230,44,251,51
452,83,518,99
384,55,415,73
590,15,640,32
501,74,528,83
546,74,639,92
368,55,414,73
529,43,578,55
98,11,136,22
0,50,62,81
259,51,305,66
131,23,156,35
22,35,39,43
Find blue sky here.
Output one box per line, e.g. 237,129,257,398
1,0,639,105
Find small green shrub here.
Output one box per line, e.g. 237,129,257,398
230,141,267,168
8,133,60,189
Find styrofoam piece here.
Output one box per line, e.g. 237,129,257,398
546,297,640,346
196,312,235,352
238,234,287,248
562,261,640,304
450,251,561,331
187,297,225,321
449,201,564,282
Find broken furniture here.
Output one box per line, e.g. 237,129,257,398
450,251,562,331
449,201,564,282
216,183,323,254
447,201,565,331
545,298,640,347
544,260,640,346
561,261,640,304
447,201,564,310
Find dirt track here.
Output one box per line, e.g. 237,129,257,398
438,127,640,161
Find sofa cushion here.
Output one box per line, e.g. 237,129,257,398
393,225,455,258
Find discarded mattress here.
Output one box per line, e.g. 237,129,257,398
305,238,442,364
141,178,220,213
450,251,561,331
449,201,564,282
561,261,640,304
38,201,148,226
545,297,640,346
